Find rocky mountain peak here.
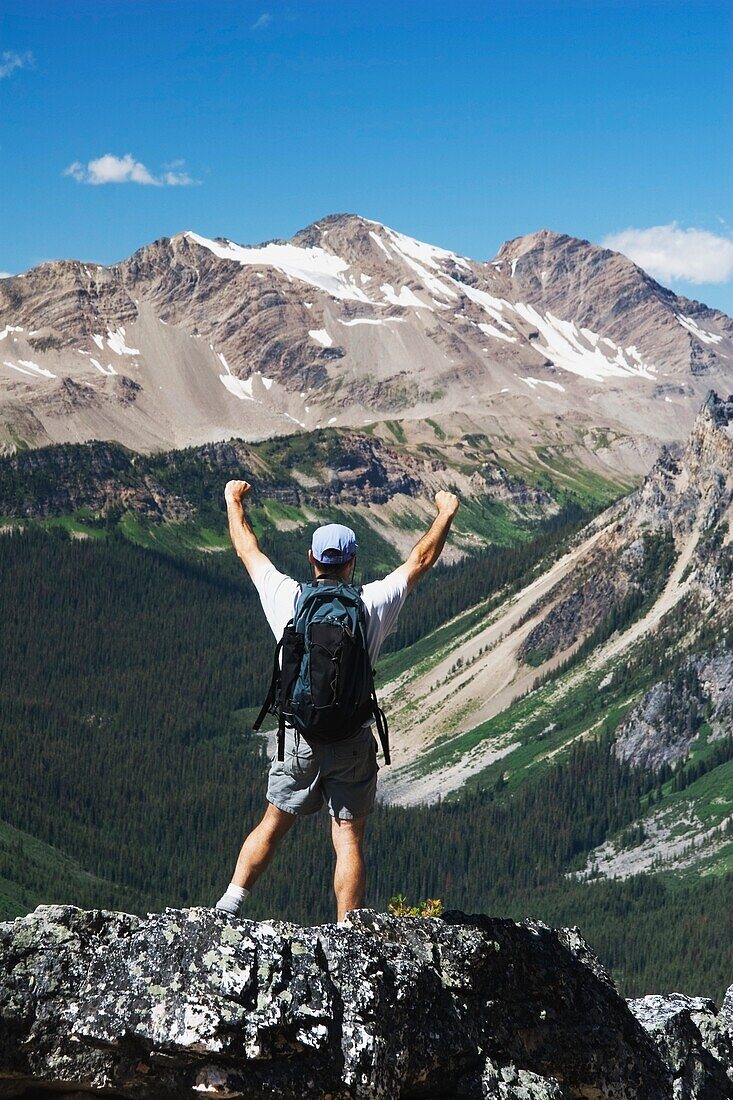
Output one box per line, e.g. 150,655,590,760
632,391,733,536
290,211,371,246
700,389,733,432
497,227,578,260
1,215,732,461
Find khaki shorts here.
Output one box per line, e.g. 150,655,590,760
266,726,379,820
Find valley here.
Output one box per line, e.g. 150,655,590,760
1,217,732,1001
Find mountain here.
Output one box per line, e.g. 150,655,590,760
379,389,733,879
1,216,731,478
0,426,596,570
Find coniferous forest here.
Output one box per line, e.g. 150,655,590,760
1,521,732,1001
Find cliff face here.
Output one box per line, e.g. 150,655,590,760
614,652,733,771
1,905,732,1100
518,391,733,668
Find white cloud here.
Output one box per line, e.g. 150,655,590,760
161,159,194,186
0,272,13,279
0,50,33,78
251,12,272,29
63,153,195,187
603,223,733,285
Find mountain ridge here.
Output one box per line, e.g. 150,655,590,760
2,215,731,472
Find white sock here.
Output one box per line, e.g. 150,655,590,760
215,883,249,915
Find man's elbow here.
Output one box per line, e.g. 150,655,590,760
406,550,434,586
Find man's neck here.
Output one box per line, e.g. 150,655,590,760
313,568,353,584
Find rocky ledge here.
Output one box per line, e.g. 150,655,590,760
1,906,732,1100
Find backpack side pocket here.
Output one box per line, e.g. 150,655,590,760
308,621,347,710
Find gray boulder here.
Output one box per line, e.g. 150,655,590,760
0,904,724,1099
629,993,733,1099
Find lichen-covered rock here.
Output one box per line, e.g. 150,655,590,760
481,1060,566,1099
629,992,733,1099
0,905,725,1099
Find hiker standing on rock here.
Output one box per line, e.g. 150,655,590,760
215,479,460,921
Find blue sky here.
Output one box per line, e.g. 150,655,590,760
2,0,732,312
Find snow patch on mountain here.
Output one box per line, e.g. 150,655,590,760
0,326,23,341
368,231,392,259
185,231,371,303
382,225,471,273
106,328,140,356
17,360,56,379
220,375,254,401
381,227,461,300
308,328,333,347
676,313,724,346
478,322,516,344
4,361,35,377
380,284,433,310
453,276,658,382
90,358,117,376
513,304,658,382
338,317,409,330
3,359,56,379
216,350,255,401
458,284,514,327
92,329,140,357
521,376,565,392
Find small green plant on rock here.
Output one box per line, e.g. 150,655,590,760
387,895,444,918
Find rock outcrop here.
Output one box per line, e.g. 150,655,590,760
0,441,195,522
614,652,733,771
629,994,733,1100
1,905,732,1099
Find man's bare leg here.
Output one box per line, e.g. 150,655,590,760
331,816,367,922
233,802,296,889
217,803,296,913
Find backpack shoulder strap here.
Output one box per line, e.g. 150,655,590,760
370,689,390,765
252,628,289,733
351,588,390,764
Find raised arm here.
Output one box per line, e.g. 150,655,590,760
395,490,460,593
224,479,273,582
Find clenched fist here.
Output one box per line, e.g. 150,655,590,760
225,479,252,506
435,490,460,518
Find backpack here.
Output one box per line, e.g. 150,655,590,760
253,579,390,765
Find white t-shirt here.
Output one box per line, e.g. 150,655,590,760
251,562,409,666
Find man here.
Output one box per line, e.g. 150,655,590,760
216,478,460,922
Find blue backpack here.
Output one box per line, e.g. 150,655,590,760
253,579,390,764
